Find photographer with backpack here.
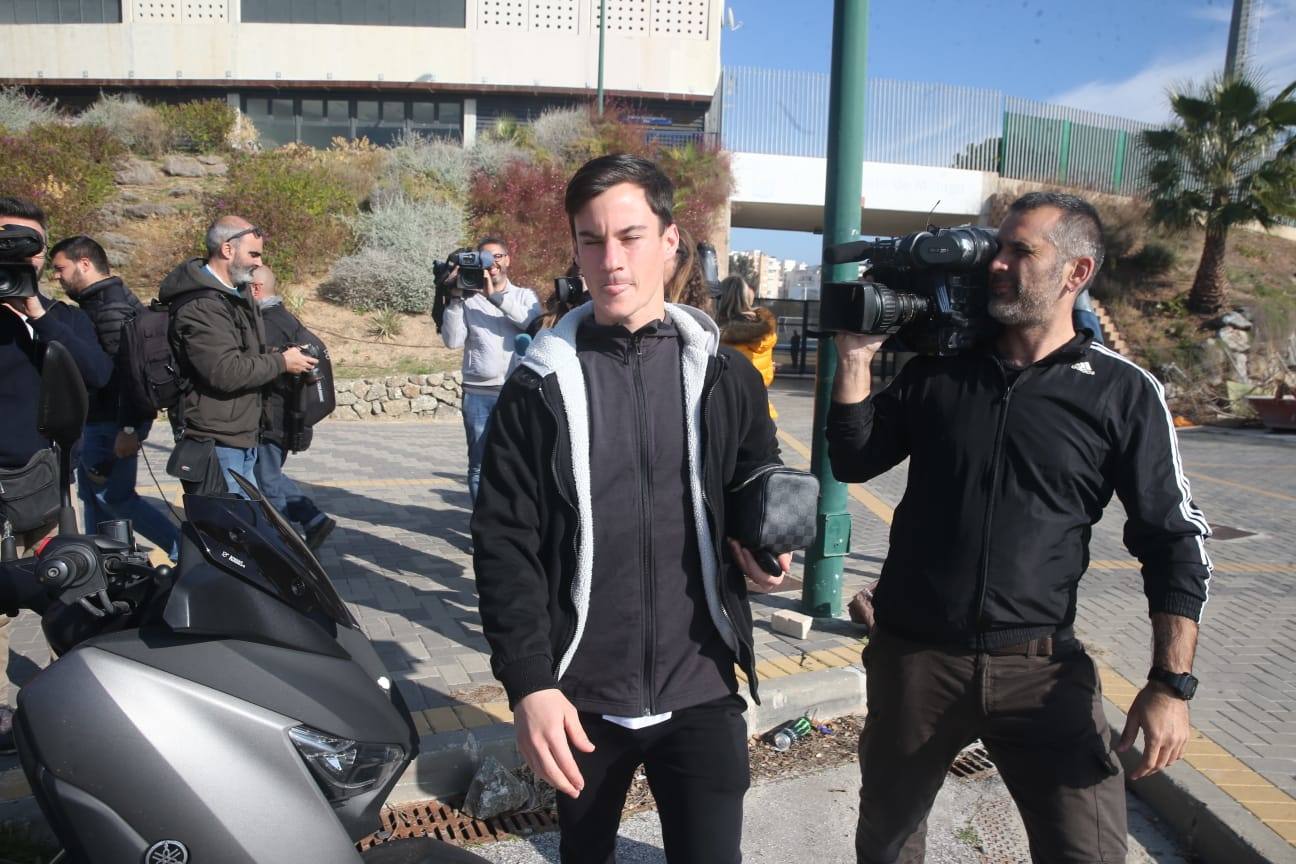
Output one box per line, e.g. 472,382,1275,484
48,235,180,561
158,216,317,497
248,265,336,550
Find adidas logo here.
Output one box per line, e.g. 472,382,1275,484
1071,361,1095,376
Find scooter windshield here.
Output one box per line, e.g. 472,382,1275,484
182,473,355,628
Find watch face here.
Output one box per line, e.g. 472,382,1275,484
1180,675,1198,700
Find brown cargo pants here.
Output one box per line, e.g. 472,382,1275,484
856,627,1127,864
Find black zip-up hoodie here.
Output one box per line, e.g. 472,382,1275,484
826,331,1213,649
472,303,781,713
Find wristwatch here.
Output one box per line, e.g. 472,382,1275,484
1148,667,1198,700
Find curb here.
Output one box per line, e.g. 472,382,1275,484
387,665,869,806
1103,700,1296,864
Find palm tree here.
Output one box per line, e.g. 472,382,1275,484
1141,74,1296,314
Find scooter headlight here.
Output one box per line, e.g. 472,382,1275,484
289,725,405,802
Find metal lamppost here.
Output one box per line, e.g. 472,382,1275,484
801,0,869,618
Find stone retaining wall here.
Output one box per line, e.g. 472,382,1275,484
329,371,464,421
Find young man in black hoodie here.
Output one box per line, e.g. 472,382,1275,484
49,235,180,560
0,197,113,751
473,155,787,864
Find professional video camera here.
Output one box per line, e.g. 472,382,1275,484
432,249,497,295
0,223,43,300
818,225,999,356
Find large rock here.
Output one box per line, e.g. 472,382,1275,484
196,154,228,174
106,249,130,268
386,399,411,417
363,384,386,402
401,383,421,399
168,185,202,198
1218,327,1251,355
162,155,209,177
411,395,439,414
426,372,444,388
115,160,164,186
97,232,135,249
123,202,179,220
335,390,357,407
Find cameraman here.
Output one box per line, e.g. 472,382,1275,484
0,197,112,752
829,192,1211,863
439,237,540,502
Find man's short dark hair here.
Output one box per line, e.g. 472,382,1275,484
49,235,110,275
477,236,509,255
0,196,49,233
564,154,675,233
1008,191,1106,275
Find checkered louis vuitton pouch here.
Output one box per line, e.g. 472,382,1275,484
726,465,820,575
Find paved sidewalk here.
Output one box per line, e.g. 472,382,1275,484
2,375,1295,858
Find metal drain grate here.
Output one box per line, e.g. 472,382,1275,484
358,800,559,850
948,745,998,779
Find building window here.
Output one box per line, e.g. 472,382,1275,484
241,94,463,147
2,0,122,23
241,0,464,26
299,98,351,148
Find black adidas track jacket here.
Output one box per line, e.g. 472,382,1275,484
827,330,1212,649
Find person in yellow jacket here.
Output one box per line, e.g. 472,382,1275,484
716,275,778,419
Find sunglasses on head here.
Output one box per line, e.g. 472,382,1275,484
226,226,264,243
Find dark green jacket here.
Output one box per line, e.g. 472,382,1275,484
160,258,285,448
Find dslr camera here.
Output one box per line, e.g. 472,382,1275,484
433,249,497,295
818,226,999,356
0,223,43,300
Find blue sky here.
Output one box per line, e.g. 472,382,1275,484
726,0,1296,261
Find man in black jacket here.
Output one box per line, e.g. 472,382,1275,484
0,197,113,751
49,235,180,560
248,265,335,550
829,192,1212,863
473,154,787,864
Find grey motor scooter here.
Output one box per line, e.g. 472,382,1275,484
0,342,488,864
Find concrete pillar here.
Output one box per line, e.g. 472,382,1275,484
462,98,478,148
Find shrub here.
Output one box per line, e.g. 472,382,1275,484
206,149,359,282
159,99,236,154
366,308,405,341
320,195,466,312
0,124,124,238
0,87,58,133
467,138,533,179
375,133,473,205
77,94,170,157
529,107,595,160
468,158,573,292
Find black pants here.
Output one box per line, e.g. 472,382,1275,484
558,694,750,864
856,628,1127,864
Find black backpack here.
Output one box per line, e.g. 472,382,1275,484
117,289,224,418
284,323,335,452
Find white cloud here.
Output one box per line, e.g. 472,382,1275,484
1048,2,1296,124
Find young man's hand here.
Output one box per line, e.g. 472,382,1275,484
1119,684,1191,780
727,539,791,592
513,688,595,798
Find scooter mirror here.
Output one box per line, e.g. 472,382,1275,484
37,340,88,451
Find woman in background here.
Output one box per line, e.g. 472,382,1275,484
716,274,778,419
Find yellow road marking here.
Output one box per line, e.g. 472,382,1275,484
1186,471,1296,504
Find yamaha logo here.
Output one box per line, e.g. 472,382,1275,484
144,840,189,863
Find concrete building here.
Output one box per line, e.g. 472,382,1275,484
0,0,722,147
783,263,820,301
